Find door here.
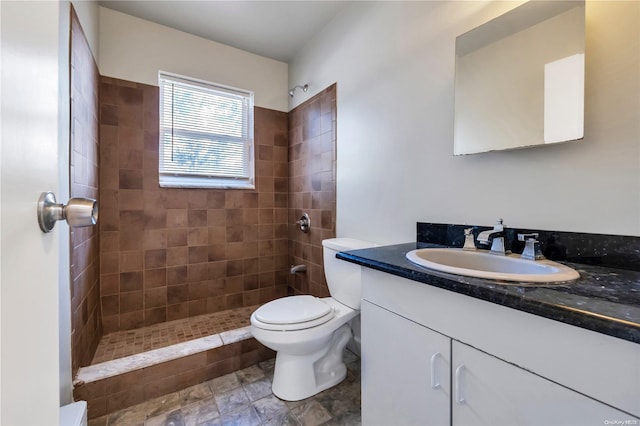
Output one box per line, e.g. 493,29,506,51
1,1,69,424
452,340,633,426
362,300,451,426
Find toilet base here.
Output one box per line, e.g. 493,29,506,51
271,323,352,401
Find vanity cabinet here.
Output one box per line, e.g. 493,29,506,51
361,268,640,425
361,300,450,425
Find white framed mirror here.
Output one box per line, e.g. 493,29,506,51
454,1,585,155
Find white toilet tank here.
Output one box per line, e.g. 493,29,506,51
322,238,378,310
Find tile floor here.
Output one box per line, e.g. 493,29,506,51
93,306,258,364
88,351,361,426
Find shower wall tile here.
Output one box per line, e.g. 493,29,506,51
70,7,102,377
99,77,289,333
288,84,337,297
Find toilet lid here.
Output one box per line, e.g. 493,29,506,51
254,295,332,325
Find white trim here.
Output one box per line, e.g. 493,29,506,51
159,174,255,190
157,71,255,190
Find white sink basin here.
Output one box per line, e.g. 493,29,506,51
406,248,579,283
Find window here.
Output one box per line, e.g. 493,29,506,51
158,72,255,189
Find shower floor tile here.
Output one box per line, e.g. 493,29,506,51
88,351,361,426
92,306,259,364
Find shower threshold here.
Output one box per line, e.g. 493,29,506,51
92,305,258,364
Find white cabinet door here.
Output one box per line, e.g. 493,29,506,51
361,300,451,426
452,341,634,426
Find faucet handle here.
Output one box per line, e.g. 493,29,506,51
518,233,544,261
295,213,310,233
518,232,539,242
463,228,476,251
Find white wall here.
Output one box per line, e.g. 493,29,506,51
99,7,289,112
1,1,67,423
289,1,640,243
71,0,99,61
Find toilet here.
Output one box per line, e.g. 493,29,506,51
250,237,377,401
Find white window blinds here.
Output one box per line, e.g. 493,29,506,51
158,72,255,189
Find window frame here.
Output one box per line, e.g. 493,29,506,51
158,71,255,189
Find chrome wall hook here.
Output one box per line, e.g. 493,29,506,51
37,192,98,233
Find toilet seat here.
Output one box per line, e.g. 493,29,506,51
252,296,335,331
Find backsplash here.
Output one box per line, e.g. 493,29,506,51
417,222,640,272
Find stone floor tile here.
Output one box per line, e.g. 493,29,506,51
314,378,360,419
168,409,188,426
144,412,168,426
290,400,332,426
107,402,147,426
90,358,361,426
258,358,275,378
319,410,361,426
243,376,272,402
252,394,290,424
263,411,301,426
145,408,187,426
235,365,264,384
146,392,183,419
196,418,222,426
209,372,241,395
182,397,220,426
214,387,250,415
284,395,315,410
219,405,261,426
180,382,214,406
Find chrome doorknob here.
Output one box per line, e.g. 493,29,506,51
37,192,98,233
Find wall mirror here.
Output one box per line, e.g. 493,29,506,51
454,1,585,155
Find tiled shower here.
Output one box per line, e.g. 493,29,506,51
68,5,338,418
97,77,290,333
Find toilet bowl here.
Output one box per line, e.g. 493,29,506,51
250,238,377,401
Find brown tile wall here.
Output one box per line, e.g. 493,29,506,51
70,6,102,375
288,84,337,296
74,338,274,419
99,77,289,333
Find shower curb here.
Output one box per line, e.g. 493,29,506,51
73,326,274,420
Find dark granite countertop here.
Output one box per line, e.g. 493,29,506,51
337,242,640,344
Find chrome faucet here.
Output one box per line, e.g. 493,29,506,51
477,219,507,255
290,264,307,274
518,233,545,261
462,228,477,251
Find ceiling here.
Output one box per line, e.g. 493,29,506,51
98,1,350,63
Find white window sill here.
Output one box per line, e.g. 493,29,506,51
159,175,255,190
